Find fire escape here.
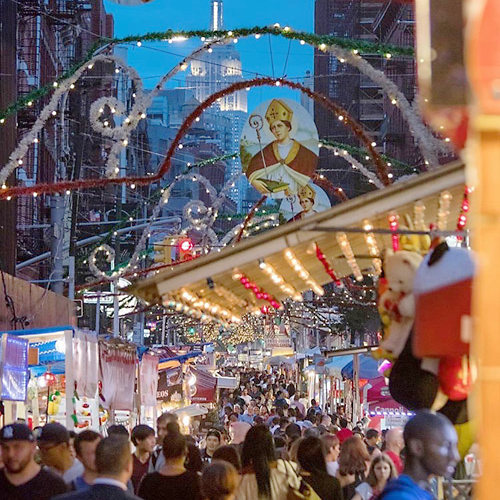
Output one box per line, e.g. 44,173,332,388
15,0,92,274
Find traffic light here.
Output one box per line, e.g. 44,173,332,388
153,237,172,264
178,238,194,261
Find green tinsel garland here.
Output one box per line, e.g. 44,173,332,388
319,139,416,173
0,26,414,120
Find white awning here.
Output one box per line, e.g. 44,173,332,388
129,162,466,320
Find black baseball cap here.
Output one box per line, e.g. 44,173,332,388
38,423,70,444
0,423,35,442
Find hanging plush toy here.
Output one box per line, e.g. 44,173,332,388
47,392,62,416
386,241,477,459
376,250,423,360
413,241,475,358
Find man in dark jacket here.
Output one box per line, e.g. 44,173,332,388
380,411,460,500
55,435,140,500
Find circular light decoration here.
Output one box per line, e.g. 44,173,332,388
107,0,157,5
179,238,194,253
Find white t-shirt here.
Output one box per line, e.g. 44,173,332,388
326,461,339,477
241,395,252,405
355,482,374,500
62,458,84,485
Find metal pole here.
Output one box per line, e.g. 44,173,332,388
113,292,119,338
161,315,166,346
68,256,75,301
353,353,360,423
16,217,182,270
112,260,119,338
95,294,101,334
50,194,65,294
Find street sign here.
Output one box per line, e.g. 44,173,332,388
82,292,114,305
74,299,83,318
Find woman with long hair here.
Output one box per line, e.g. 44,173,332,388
202,461,240,500
235,425,299,500
296,436,343,500
336,436,371,500
352,454,398,500
138,432,201,500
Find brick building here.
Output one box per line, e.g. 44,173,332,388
314,0,418,197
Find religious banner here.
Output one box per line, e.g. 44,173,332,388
99,342,137,411
73,330,98,398
241,98,320,199
139,354,159,406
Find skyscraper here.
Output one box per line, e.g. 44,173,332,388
185,0,248,211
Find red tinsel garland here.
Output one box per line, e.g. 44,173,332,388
314,242,342,285
456,186,471,241
0,77,390,200
237,271,281,311
312,174,349,203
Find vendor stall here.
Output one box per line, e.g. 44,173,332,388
129,161,466,318
3,326,77,429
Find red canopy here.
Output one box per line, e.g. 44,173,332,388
366,377,412,416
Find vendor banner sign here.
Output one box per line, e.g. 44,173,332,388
190,368,217,404
157,366,183,402
139,354,159,406
99,342,137,411
0,334,29,401
73,330,98,399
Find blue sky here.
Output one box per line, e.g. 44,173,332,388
104,0,315,110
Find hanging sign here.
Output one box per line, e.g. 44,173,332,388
0,334,29,401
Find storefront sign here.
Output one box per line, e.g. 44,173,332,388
0,334,29,401
157,367,183,402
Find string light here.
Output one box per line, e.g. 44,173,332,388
214,285,247,308
259,260,303,302
336,233,363,282
283,249,324,296
388,212,400,251
413,201,426,231
437,190,452,231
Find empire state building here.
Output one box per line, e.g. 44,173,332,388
186,0,247,113
185,0,248,210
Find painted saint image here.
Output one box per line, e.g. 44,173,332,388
289,184,318,221
241,99,319,198
280,182,331,222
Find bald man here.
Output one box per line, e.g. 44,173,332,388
380,411,460,500
384,427,405,474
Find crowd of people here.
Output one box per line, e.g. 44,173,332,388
0,368,460,500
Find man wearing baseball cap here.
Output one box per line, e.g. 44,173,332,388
0,422,67,499
38,422,84,485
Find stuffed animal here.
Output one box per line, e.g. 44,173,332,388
47,392,62,416
386,241,476,459
377,250,423,359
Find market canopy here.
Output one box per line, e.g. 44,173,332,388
341,354,380,380
129,162,466,320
